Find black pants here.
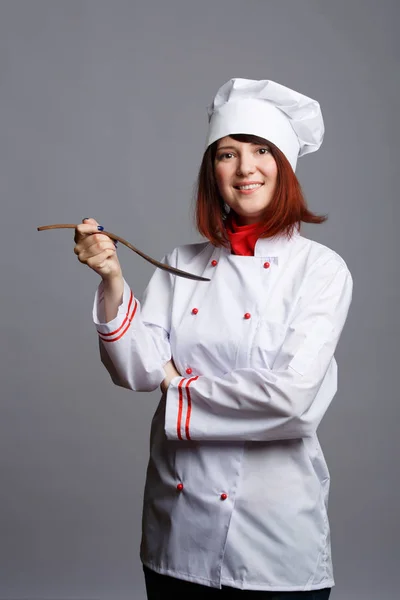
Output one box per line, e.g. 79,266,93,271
143,566,331,599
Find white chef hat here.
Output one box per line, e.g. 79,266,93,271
206,78,324,171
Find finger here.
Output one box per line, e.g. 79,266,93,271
82,217,99,226
74,235,114,260
75,237,115,260
74,223,106,244
86,247,117,270
80,233,114,250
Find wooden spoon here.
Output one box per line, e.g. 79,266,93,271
37,224,210,282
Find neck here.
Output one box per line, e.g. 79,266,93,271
231,212,263,228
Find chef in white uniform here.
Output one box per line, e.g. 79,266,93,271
74,78,353,599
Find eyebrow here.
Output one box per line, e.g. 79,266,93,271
217,143,269,151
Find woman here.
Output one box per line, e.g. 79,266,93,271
74,79,353,598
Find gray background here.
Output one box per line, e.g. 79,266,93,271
0,1,398,599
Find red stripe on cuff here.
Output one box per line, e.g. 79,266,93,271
184,376,199,441
176,378,186,441
98,299,138,343
99,290,134,337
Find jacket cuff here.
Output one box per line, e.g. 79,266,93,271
93,279,138,337
165,375,199,440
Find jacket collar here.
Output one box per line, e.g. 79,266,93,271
253,227,300,257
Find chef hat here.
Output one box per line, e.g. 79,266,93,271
206,78,324,171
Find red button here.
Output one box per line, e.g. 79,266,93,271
244,313,251,320
186,368,193,375
211,260,218,267
177,483,184,492
220,493,228,501
192,308,199,315
263,262,270,269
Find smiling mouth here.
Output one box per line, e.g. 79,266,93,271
234,183,264,190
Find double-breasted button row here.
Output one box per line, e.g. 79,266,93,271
210,259,269,268
176,483,228,501
192,307,252,321
189,258,271,322
192,307,252,320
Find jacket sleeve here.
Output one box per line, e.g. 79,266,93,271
164,259,353,441
93,252,176,392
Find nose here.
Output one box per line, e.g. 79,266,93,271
236,153,256,176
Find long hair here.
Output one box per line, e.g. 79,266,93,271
195,133,327,247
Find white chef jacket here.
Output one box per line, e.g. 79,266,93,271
93,230,353,591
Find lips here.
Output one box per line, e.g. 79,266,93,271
234,182,264,190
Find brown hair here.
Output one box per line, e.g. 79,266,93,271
195,133,327,247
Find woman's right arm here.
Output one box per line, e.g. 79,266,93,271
74,218,175,392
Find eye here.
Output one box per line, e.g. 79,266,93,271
217,152,235,160
257,147,270,155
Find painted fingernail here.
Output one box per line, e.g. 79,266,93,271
83,217,89,221
114,241,118,248
97,226,104,231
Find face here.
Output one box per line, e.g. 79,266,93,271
214,136,278,225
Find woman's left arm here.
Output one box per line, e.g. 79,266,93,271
164,260,353,442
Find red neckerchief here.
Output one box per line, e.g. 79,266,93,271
225,212,265,256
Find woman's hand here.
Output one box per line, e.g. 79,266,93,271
74,218,124,322
74,218,122,282
161,360,180,394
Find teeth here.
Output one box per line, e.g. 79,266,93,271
237,183,262,190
